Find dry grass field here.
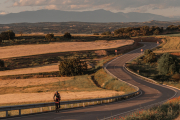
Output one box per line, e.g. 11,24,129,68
154,37,180,53
0,40,134,59
0,63,59,76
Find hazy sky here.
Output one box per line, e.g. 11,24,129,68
1,0,180,17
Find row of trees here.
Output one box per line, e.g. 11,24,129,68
114,26,163,37
45,32,72,41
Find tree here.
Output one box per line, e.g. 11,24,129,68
101,32,106,35
64,32,71,39
143,52,156,63
105,31,111,35
59,58,87,76
45,34,54,41
1,30,15,40
93,33,99,35
157,53,180,75
153,29,160,35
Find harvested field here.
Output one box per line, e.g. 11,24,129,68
154,37,180,53
0,77,72,87
0,40,134,59
0,91,124,104
0,63,58,76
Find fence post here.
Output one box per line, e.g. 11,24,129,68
40,107,43,112
30,109,33,113
49,106,52,111
6,111,8,117
83,103,85,107
19,109,21,116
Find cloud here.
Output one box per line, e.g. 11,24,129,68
0,11,7,15
45,5,58,10
11,0,180,12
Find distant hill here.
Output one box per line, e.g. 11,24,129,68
0,9,179,24
1,20,180,34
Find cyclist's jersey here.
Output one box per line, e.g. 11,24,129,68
54,93,60,100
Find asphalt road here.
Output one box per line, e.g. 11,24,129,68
4,42,180,120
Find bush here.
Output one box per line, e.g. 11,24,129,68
144,49,152,56
101,32,106,35
0,30,15,40
172,73,180,82
158,53,180,75
59,58,87,76
0,59,4,68
93,33,99,35
45,34,54,41
64,32,71,39
143,52,156,63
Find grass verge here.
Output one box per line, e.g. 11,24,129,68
113,97,180,120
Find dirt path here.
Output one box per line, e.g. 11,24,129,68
0,63,58,76
0,40,134,59
0,91,124,104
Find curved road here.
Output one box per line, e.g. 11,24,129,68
4,42,180,120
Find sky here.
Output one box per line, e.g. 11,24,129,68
1,0,180,17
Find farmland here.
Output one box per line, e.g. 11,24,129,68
0,37,138,106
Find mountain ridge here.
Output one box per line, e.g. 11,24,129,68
0,9,179,24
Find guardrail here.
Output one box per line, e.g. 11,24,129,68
0,91,140,118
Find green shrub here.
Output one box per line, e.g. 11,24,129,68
158,53,180,75
93,33,99,35
45,33,54,41
59,58,87,76
144,49,152,56
143,52,156,63
64,32,71,39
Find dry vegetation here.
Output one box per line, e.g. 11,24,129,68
154,37,180,53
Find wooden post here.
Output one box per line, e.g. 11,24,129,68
49,106,52,111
